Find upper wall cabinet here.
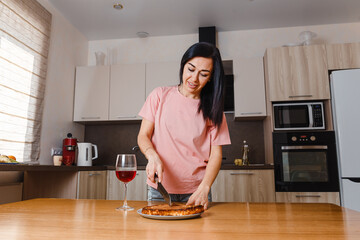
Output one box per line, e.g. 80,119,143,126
74,62,177,122
265,45,330,102
233,57,266,119
74,66,110,121
109,64,145,120
145,61,180,97
326,42,360,70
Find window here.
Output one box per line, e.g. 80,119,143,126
0,0,52,162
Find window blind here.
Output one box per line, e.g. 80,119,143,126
0,0,52,162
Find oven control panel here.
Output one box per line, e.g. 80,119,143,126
273,131,335,145
291,134,316,142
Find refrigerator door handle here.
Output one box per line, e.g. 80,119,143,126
308,105,314,128
344,178,360,183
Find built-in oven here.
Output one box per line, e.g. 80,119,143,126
273,131,339,192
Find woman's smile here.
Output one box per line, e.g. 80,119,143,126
187,81,198,89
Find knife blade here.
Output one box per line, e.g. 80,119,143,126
155,174,172,206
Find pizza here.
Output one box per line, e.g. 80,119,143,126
141,203,204,216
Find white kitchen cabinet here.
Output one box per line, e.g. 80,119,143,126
233,57,266,119
109,63,146,120
73,66,110,121
145,61,180,97
212,169,275,202
106,170,147,201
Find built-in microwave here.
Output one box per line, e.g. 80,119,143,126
273,102,325,131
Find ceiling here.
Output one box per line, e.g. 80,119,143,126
48,0,360,41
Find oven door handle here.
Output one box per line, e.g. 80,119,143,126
281,146,328,150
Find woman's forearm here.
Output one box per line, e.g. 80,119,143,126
187,145,222,208
137,133,156,159
137,119,163,182
199,145,222,190
137,119,157,159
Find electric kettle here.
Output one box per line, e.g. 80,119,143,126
77,143,98,166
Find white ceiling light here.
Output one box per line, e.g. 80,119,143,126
113,3,123,10
136,31,149,38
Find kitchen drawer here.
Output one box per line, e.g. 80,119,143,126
275,192,340,205
77,171,107,199
212,169,275,202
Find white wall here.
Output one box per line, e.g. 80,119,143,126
35,7,360,165
88,22,360,65
88,34,198,65
37,0,88,165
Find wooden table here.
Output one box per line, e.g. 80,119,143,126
0,199,359,239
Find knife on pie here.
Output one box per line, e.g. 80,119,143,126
154,173,172,206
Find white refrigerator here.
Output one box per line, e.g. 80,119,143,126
331,69,360,212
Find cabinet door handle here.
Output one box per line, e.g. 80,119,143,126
295,195,321,198
240,112,263,115
88,173,101,176
230,172,254,175
116,116,137,119
81,117,101,120
288,95,313,98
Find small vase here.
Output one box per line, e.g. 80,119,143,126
95,51,105,65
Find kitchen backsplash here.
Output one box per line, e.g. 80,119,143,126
84,113,265,166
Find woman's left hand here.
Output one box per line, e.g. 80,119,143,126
186,185,210,210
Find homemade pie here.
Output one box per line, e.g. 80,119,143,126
141,203,204,216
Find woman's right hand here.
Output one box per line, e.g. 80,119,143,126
145,148,163,183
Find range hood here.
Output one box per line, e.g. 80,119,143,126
199,26,216,46
199,26,234,112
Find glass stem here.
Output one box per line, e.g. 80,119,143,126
123,182,128,208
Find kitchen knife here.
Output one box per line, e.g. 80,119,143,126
155,174,172,206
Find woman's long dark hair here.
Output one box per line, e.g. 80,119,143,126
179,42,225,127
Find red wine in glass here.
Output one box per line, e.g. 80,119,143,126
116,170,136,183
115,154,137,211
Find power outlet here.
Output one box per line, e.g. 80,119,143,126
51,147,62,156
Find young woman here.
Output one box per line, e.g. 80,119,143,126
137,42,231,209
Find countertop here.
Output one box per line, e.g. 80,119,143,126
0,199,359,239
0,163,273,171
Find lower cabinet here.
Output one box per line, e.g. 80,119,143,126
106,170,147,201
0,183,23,204
212,169,275,202
77,171,107,199
275,192,340,205
23,171,78,200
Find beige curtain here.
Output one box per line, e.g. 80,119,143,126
0,0,52,162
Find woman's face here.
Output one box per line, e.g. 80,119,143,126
181,57,213,99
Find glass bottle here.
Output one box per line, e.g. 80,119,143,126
242,140,249,166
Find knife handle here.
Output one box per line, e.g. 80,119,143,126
154,173,160,184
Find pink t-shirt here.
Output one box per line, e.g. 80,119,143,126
138,86,231,194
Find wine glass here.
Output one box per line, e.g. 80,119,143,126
115,154,137,211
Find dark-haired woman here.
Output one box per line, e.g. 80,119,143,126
137,42,231,209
